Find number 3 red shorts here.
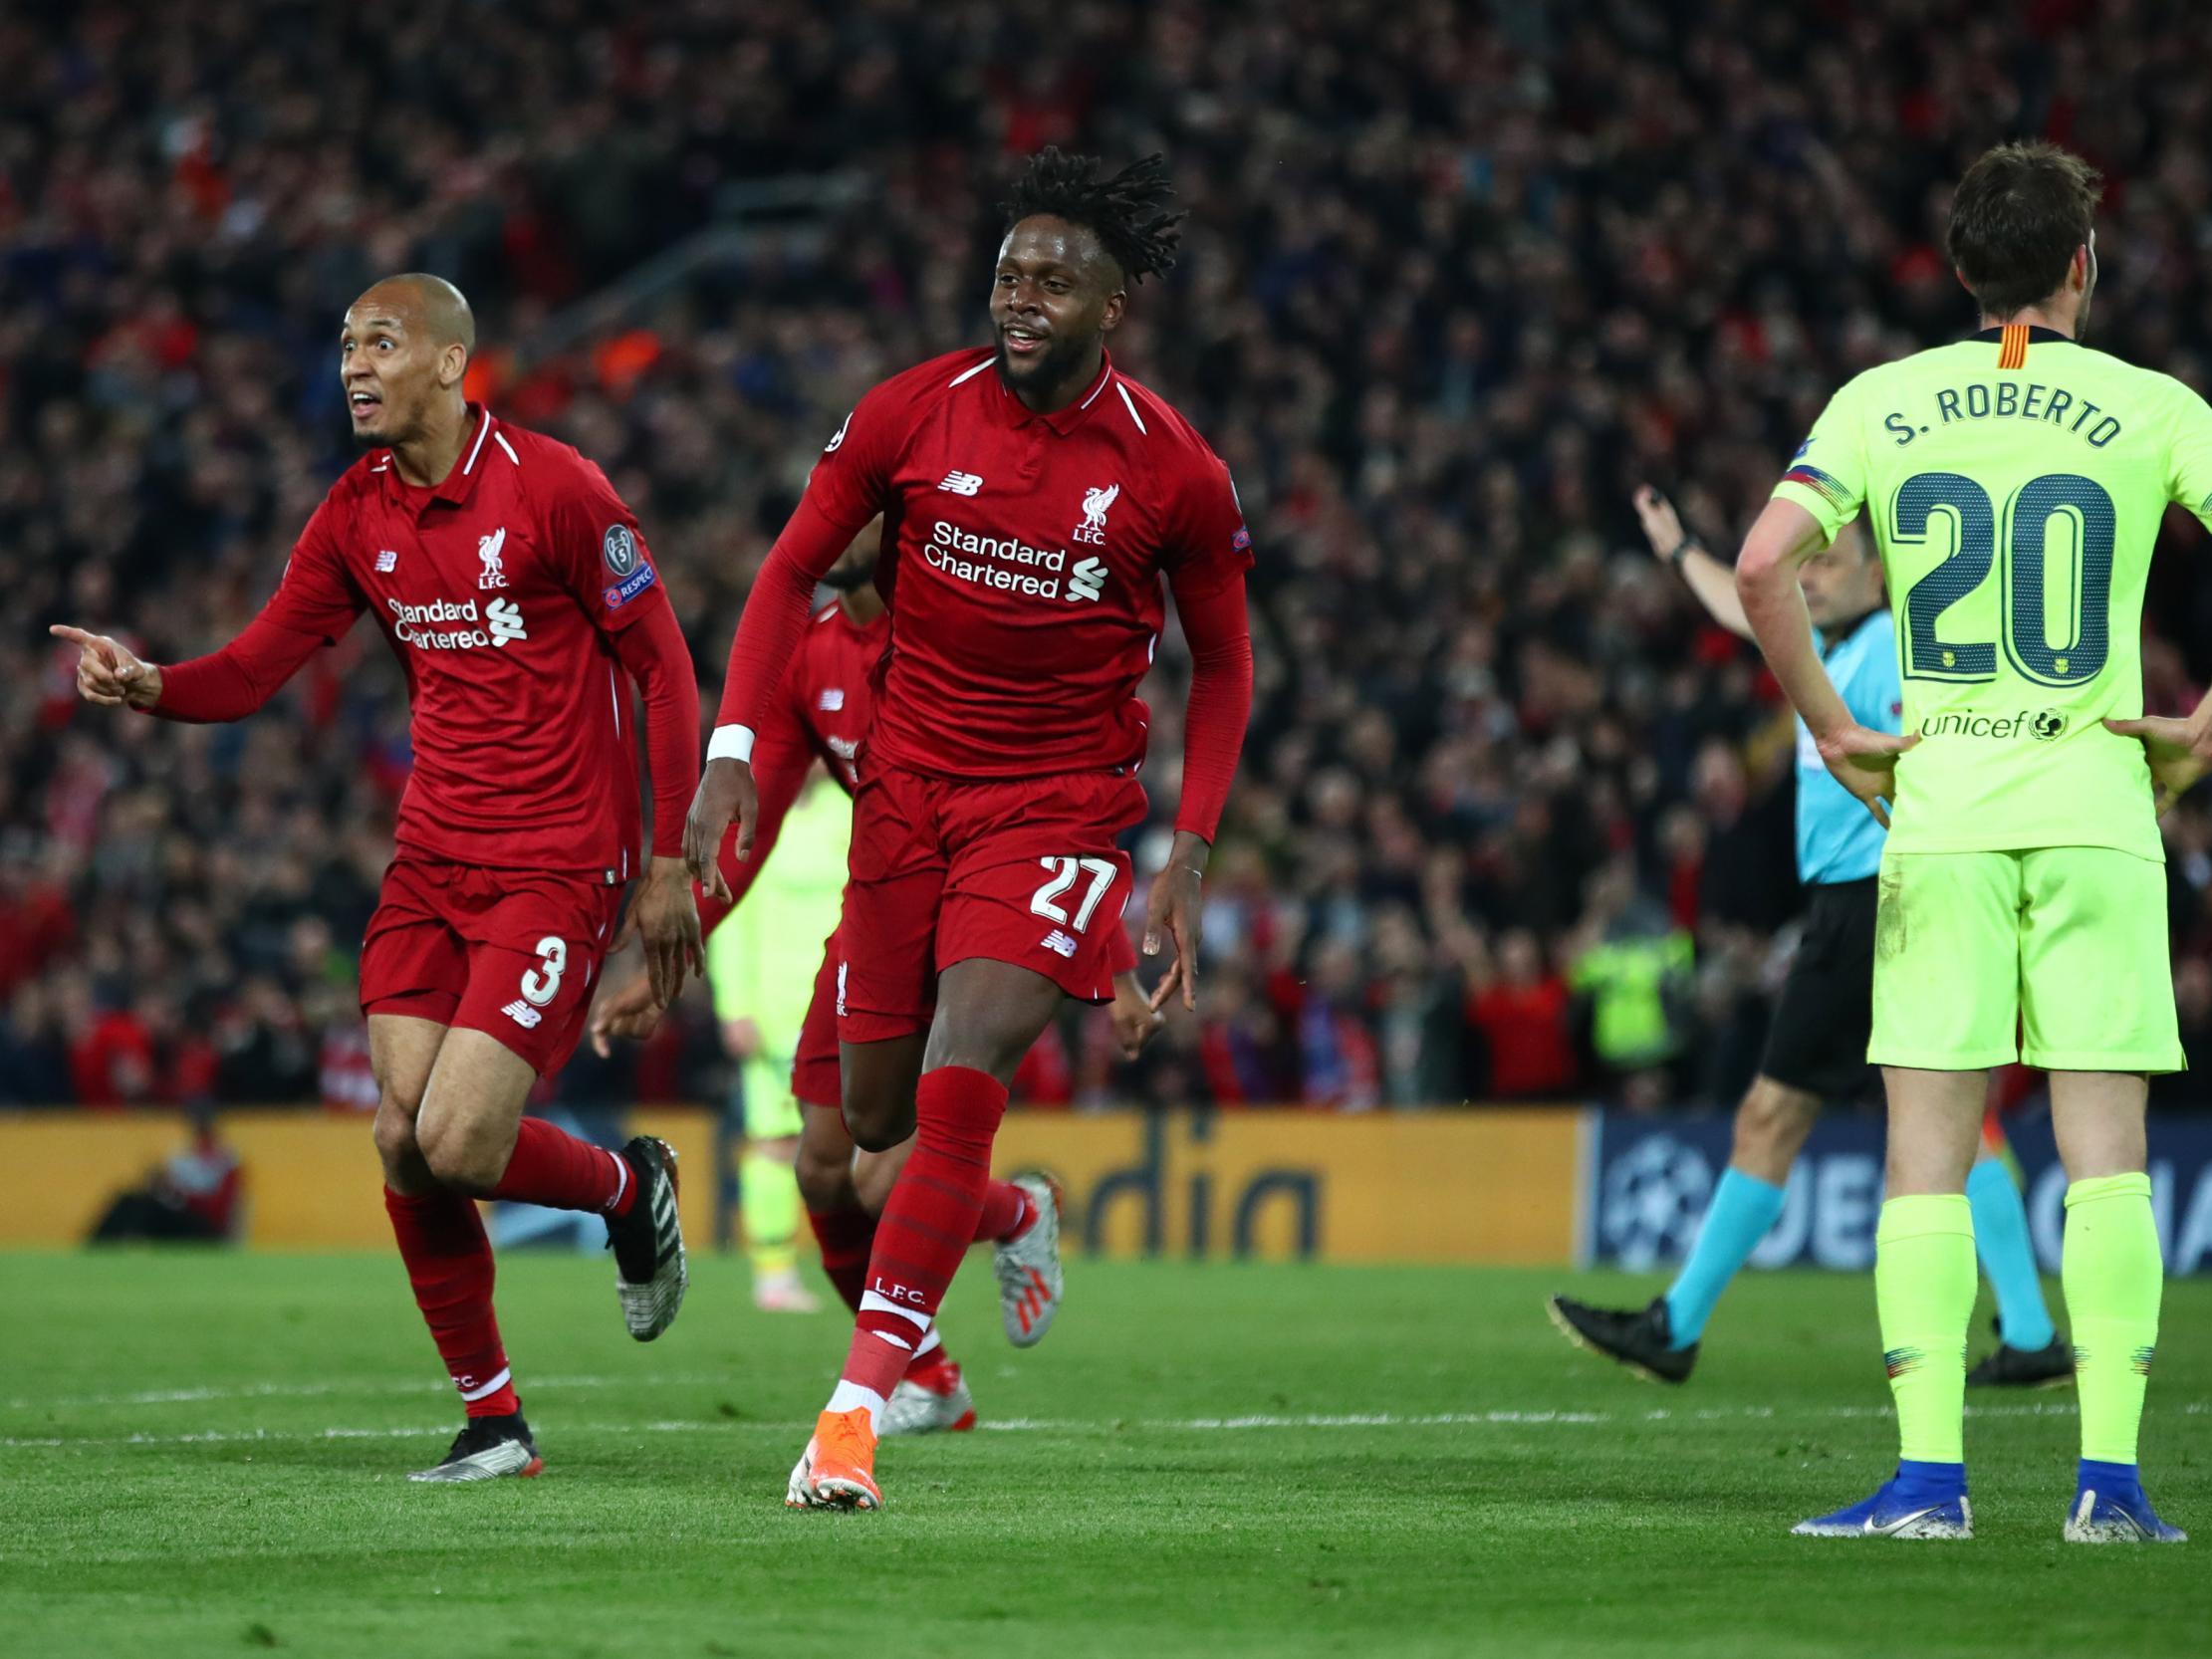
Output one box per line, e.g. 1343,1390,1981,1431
360,855,623,1075
835,764,1145,1045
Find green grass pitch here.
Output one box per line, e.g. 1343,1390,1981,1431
0,1251,2204,1657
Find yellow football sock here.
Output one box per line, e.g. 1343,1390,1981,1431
2063,1172,2162,1466
1874,1194,1976,1465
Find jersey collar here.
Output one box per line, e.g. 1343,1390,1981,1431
1968,325,2076,346
380,403,498,511
993,351,1115,435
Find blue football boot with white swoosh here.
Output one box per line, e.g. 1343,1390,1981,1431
2065,1462,2187,1543
1794,1462,1973,1540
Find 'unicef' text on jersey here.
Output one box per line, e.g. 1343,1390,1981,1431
1774,328,2212,861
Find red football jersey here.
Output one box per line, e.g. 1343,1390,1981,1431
233,409,674,877
793,349,1251,778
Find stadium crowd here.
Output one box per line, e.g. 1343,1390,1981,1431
8,0,2212,1112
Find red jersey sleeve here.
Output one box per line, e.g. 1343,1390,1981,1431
153,494,364,722
711,384,905,749
1161,448,1254,599
543,451,699,858
541,452,665,634
1166,570,1253,842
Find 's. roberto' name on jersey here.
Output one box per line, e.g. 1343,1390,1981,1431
803,349,1252,780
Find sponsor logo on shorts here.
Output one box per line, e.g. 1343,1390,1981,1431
1915,707,2066,743
1041,929,1080,958
502,999,544,1030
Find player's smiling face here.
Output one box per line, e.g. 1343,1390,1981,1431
340,294,457,449
990,217,1126,407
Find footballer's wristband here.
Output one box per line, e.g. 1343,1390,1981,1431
706,724,757,765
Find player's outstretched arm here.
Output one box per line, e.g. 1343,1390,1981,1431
1147,571,1255,1013
52,612,331,723
1633,486,1752,639
1737,497,1916,825
56,507,362,723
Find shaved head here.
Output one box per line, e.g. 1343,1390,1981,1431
340,273,477,458
353,272,476,354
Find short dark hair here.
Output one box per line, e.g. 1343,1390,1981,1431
1945,141,2102,319
1000,148,1184,284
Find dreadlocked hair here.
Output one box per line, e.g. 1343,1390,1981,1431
999,148,1184,284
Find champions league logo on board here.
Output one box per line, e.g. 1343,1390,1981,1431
1598,1134,1716,1271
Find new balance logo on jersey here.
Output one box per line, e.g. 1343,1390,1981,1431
374,550,398,573
818,688,846,711
937,471,985,495
1068,557,1107,603
1041,929,1080,958
486,598,527,647
1073,483,1118,545
477,527,508,589
501,999,543,1030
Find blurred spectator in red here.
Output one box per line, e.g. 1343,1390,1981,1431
1467,928,1578,1101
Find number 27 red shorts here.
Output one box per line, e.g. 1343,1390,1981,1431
833,763,1144,1046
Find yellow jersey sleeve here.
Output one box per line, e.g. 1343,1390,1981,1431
2162,376,2212,535
1772,374,1871,542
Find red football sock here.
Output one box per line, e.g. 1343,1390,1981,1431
807,1203,875,1314
488,1117,634,1215
383,1186,518,1418
840,1066,1008,1400
973,1179,1034,1245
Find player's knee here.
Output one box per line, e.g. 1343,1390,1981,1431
370,1095,421,1171
415,1112,507,1194
793,1141,851,1210
844,1105,910,1156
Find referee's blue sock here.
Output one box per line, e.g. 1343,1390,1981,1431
1967,1158,2056,1350
1661,1169,1786,1349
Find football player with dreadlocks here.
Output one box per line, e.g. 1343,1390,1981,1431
687,149,1256,1510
